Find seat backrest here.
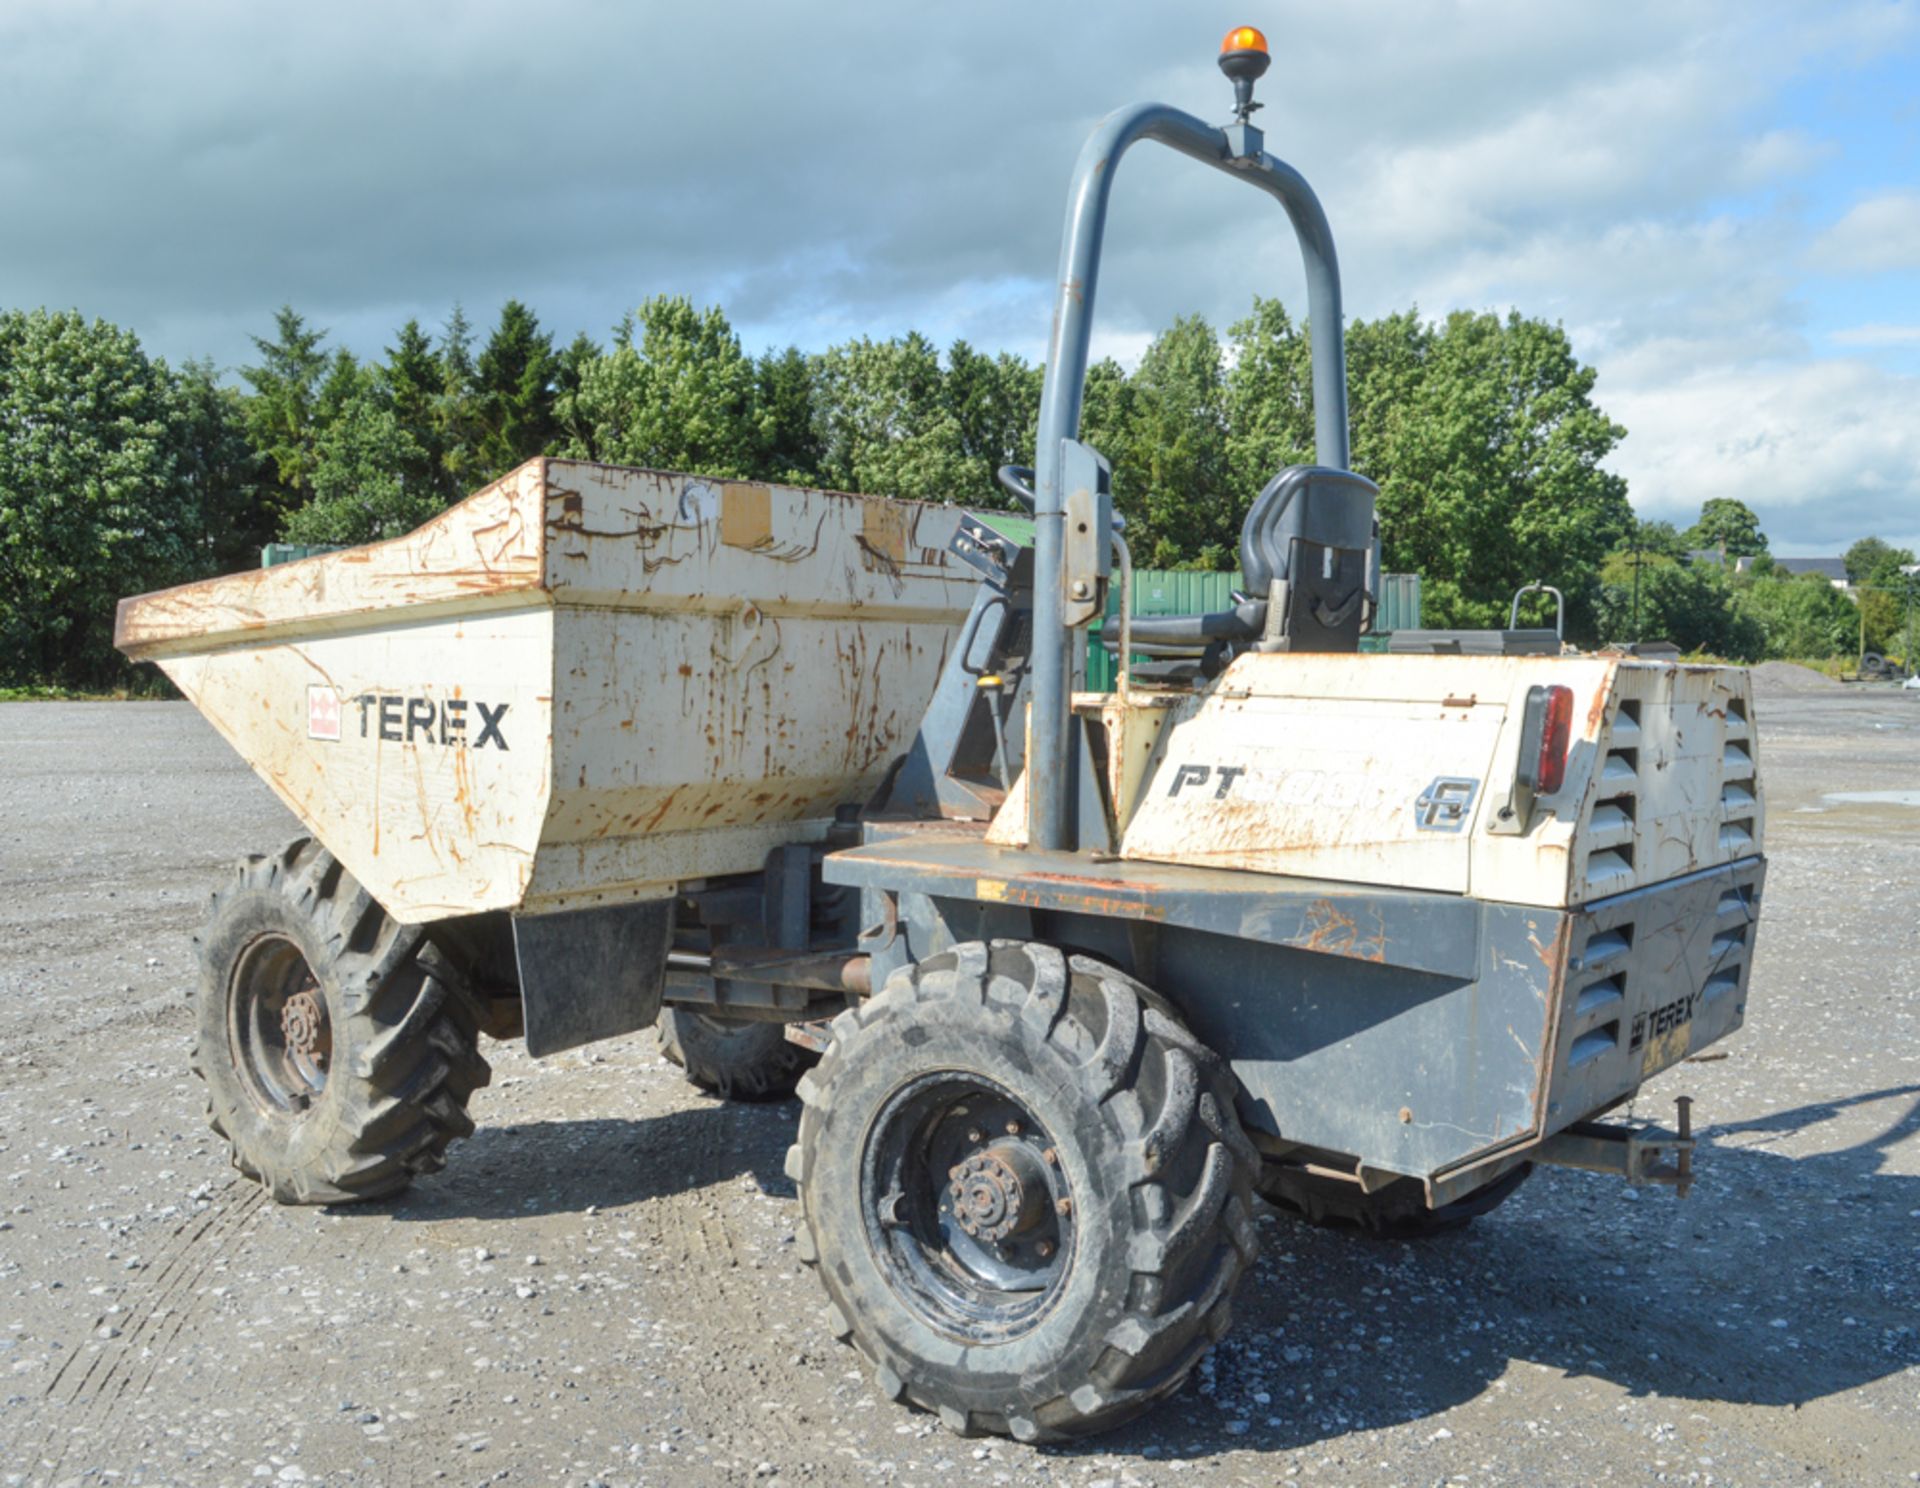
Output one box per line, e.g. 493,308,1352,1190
1239,465,1379,652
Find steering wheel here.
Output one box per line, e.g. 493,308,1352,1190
995,465,1037,512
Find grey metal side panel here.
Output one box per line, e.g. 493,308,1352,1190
1544,858,1763,1123
512,900,674,1057
831,833,1764,1184
980,904,1562,1181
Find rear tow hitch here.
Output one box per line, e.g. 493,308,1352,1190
1536,1096,1696,1197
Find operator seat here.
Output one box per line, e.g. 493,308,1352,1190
1124,465,1380,679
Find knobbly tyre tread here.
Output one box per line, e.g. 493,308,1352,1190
655,1006,816,1102
787,940,1258,1442
191,838,490,1205
1258,1159,1532,1239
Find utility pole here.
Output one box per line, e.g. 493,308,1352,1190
1904,564,1920,676
1630,542,1643,643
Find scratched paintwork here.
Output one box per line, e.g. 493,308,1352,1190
117,459,977,922
1072,651,1763,910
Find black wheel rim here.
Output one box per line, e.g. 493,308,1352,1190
862,1071,1075,1343
228,933,331,1116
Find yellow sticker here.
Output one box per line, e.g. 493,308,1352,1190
1641,1020,1690,1077
720,482,773,549
861,501,908,563
976,878,1009,903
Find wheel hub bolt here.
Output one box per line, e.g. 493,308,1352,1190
946,1142,1050,1242
281,989,326,1064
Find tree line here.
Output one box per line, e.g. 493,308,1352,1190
0,298,1910,689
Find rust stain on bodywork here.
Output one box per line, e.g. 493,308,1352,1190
1292,898,1387,962
1527,917,1576,1131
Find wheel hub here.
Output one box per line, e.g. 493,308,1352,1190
281,988,327,1067
228,934,331,1116
947,1142,1047,1242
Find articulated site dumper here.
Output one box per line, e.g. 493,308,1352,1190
117,30,1766,1442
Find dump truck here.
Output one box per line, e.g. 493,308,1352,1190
117,28,1765,1443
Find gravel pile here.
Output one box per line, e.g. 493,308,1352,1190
1748,660,1844,696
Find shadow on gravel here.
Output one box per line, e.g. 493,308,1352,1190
1067,1081,1920,1462
372,1101,801,1223
318,1081,1919,1462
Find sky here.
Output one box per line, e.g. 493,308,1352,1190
3,0,1917,555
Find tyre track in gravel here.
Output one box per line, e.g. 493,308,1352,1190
33,1178,266,1485
652,1091,819,1464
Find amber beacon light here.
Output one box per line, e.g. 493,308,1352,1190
1218,25,1271,121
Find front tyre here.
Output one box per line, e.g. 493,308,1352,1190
192,839,491,1204
787,942,1258,1442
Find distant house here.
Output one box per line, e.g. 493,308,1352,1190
1733,555,1852,591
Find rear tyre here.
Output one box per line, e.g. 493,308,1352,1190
656,1007,815,1101
788,941,1259,1442
1258,1161,1531,1239
192,838,491,1205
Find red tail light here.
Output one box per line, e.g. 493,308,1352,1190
1519,684,1574,796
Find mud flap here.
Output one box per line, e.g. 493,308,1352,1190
512,900,674,1057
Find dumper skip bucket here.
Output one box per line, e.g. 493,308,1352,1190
117,459,978,922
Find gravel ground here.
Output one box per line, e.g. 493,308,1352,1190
1,690,1916,1488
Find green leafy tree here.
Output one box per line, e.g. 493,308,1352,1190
1626,518,1687,559
436,305,484,493
381,319,454,504
1844,535,1916,588
1731,570,1857,658
282,388,432,546
1077,356,1139,507
1224,298,1316,503
944,340,1041,509
1858,587,1904,654
1684,497,1768,557
1364,310,1631,630
0,311,200,684
560,297,763,477
172,357,269,575
474,300,559,481
552,331,602,460
1222,303,1631,629
1840,538,1917,654
1594,551,1763,658
813,332,971,502
753,345,823,484
1124,315,1232,568
240,306,330,529
316,347,370,426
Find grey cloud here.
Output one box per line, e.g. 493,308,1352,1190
2,0,1914,554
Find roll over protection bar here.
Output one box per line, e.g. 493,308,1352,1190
1025,104,1352,850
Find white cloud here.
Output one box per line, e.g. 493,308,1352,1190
1830,323,1920,346
1808,191,1920,273
1607,358,1920,551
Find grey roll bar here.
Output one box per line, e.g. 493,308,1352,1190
1510,581,1566,640
1025,103,1352,849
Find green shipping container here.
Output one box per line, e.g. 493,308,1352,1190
1087,570,1422,689
261,543,343,568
